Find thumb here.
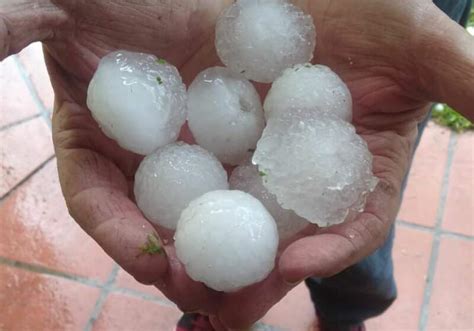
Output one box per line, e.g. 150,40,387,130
0,0,67,60
279,214,387,283
279,181,396,283
415,2,474,120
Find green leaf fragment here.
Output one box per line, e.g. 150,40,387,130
156,58,167,64
432,105,473,133
140,234,164,256
259,171,267,177
156,76,163,84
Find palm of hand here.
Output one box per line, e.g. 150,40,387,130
46,0,435,327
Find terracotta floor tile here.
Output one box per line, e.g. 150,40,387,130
18,42,55,111
0,160,115,281
427,237,473,330
442,132,474,237
114,268,169,300
262,283,315,330
0,55,40,127
0,117,54,197
0,263,100,331
366,226,433,330
398,123,451,227
93,293,181,331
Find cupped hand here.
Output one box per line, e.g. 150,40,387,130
4,0,472,328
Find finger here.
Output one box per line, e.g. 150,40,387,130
209,316,229,331
0,1,67,60
278,224,319,252
155,248,221,314
414,2,474,120
53,102,168,284
218,269,294,329
210,316,249,331
279,180,398,283
214,220,318,328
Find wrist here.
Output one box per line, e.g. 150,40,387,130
0,0,67,60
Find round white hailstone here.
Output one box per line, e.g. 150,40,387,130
252,112,378,227
215,0,316,83
175,190,278,292
87,50,187,155
187,67,265,165
264,64,352,122
229,160,309,240
134,143,228,230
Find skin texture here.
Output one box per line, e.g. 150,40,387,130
1,0,473,328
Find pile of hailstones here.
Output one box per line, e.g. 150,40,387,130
87,0,378,292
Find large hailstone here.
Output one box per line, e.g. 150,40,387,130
253,112,378,227
230,160,309,240
175,190,278,292
134,143,228,230
187,67,265,165
264,64,353,122
215,0,316,83
87,50,187,155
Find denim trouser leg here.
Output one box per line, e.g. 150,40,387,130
305,0,471,326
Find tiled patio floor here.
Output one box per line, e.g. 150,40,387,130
1,43,473,331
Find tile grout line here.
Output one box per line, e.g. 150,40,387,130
397,219,473,241
440,231,474,241
1,257,325,331
396,219,435,233
110,286,176,307
0,113,43,132
0,256,103,288
109,287,282,330
84,264,120,331
418,132,457,331
12,55,52,129
0,155,55,201
0,254,185,308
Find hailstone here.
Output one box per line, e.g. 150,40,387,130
187,67,265,165
134,143,228,230
87,50,187,155
215,0,316,83
253,112,378,227
230,160,309,240
175,190,278,292
264,64,352,122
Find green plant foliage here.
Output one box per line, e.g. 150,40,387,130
432,104,473,132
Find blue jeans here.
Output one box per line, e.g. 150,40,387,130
305,0,472,327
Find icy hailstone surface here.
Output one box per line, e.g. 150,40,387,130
215,0,316,83
230,160,309,240
175,190,278,292
264,64,353,122
134,143,228,230
253,112,378,227
87,50,187,155
187,67,265,165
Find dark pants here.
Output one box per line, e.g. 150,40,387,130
305,0,472,327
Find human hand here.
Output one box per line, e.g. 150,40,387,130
2,0,473,329
190,1,474,328
1,0,235,316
